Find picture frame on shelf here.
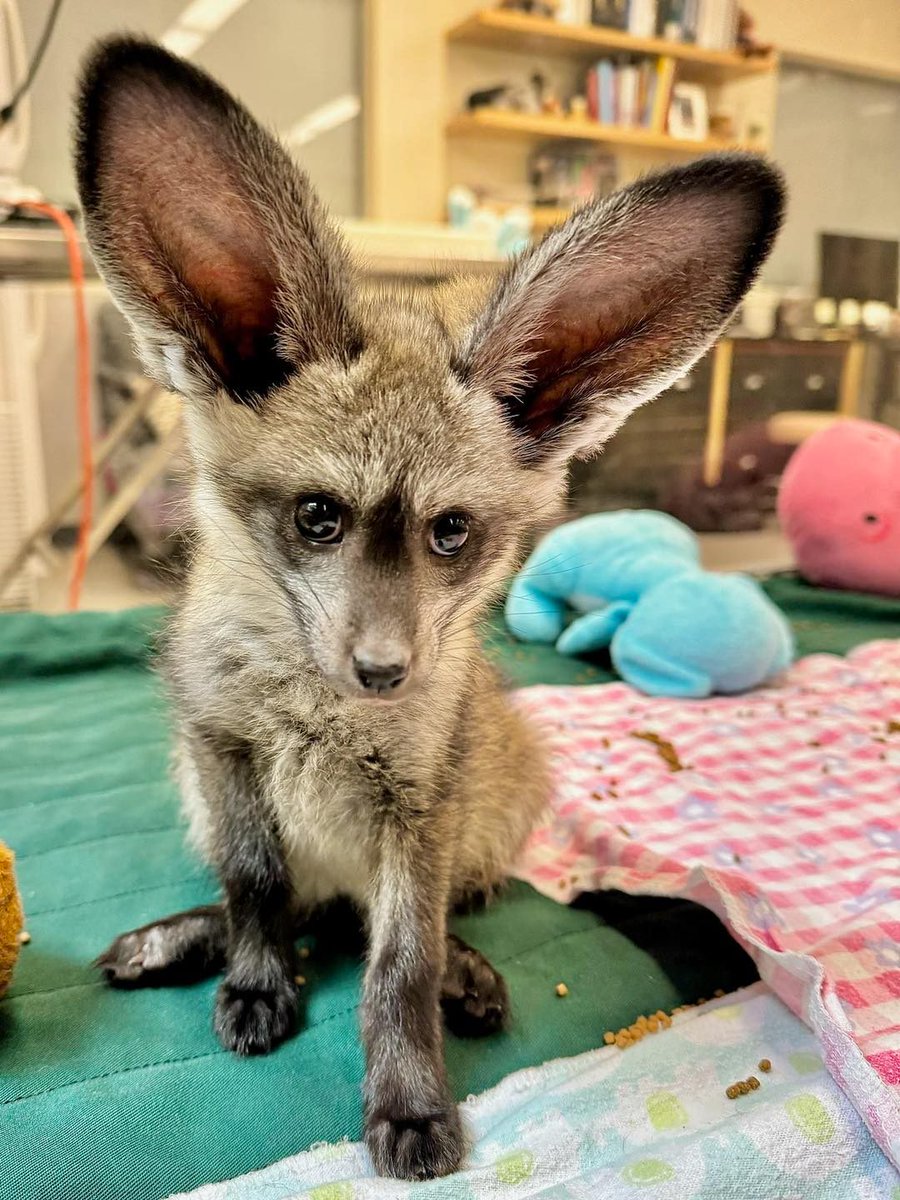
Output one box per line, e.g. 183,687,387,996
668,82,709,140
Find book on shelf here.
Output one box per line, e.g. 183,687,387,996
650,55,677,129
591,0,629,30
695,0,739,49
556,0,592,23
627,0,657,37
586,53,680,132
660,0,738,47
578,0,738,50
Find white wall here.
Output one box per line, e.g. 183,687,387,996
18,0,362,216
13,0,361,505
764,63,900,293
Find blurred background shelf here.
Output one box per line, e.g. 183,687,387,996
448,10,777,82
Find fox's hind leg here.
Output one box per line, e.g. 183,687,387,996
95,904,226,987
441,933,509,1037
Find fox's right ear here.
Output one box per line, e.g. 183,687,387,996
75,37,360,405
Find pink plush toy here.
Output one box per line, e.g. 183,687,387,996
778,418,900,597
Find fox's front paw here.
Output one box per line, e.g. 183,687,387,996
365,1106,465,1180
214,977,297,1055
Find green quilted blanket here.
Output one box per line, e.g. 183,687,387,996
1,573,895,1200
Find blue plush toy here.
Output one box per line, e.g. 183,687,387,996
505,510,793,698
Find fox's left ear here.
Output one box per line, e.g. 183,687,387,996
461,154,785,467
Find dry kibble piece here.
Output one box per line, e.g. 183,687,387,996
747,1076,760,1090
603,1031,616,1045
647,1016,659,1032
298,946,310,959
615,1034,630,1049
636,1015,649,1029
725,1086,738,1100
758,1059,772,1073
714,989,725,998
555,982,569,998
294,974,306,986
18,930,31,945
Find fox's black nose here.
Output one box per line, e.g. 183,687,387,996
353,656,409,693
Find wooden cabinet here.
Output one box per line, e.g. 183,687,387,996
568,337,868,517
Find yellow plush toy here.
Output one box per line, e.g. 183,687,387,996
0,841,23,997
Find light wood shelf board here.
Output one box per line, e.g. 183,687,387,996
447,108,752,154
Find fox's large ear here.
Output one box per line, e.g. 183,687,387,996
461,155,785,466
75,38,360,404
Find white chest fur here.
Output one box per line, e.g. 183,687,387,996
265,738,377,911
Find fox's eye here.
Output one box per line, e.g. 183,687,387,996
429,513,469,557
295,495,343,544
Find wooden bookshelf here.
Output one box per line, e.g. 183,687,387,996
448,9,777,83
447,108,749,155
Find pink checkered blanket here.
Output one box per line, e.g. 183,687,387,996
512,640,900,1167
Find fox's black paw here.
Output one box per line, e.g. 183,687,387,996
441,934,509,1037
366,1107,465,1180
214,978,297,1055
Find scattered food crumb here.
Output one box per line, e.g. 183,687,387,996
887,720,900,734
18,930,31,945
610,1007,680,1049
631,730,685,771
714,989,725,998
758,1058,772,1073
591,790,606,801
727,1075,764,1099
616,824,632,838
294,974,306,986
298,946,310,959
555,982,569,998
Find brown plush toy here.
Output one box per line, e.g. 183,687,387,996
0,841,23,997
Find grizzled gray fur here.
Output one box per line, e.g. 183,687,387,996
77,37,784,1181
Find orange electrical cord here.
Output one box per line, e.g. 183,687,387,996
19,201,93,609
